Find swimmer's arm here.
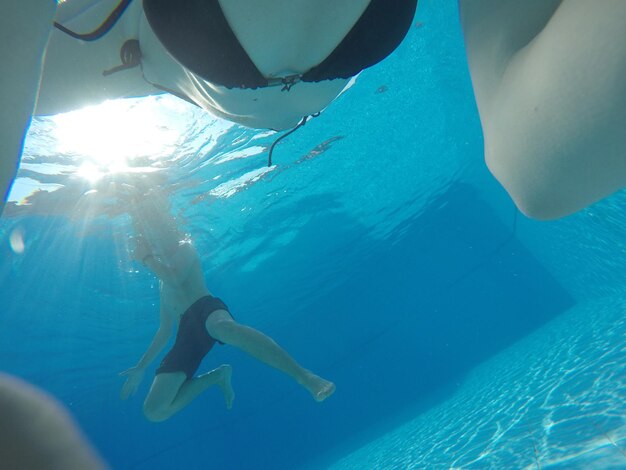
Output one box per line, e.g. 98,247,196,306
135,304,174,370
120,303,173,398
142,255,177,284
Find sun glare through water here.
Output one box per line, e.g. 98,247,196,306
10,94,228,210
52,97,183,182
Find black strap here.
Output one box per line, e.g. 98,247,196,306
302,0,418,82
144,0,267,89
103,39,142,76
267,113,320,166
53,0,133,42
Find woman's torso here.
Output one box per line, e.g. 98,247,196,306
37,0,371,129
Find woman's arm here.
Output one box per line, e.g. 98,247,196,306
0,1,57,215
460,0,626,219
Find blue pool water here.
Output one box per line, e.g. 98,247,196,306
1,1,625,468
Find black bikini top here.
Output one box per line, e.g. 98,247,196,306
143,0,418,90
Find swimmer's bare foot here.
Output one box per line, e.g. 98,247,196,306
301,372,335,402
217,364,235,409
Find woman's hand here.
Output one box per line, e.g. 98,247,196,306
119,366,145,400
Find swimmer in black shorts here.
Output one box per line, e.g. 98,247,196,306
119,187,334,422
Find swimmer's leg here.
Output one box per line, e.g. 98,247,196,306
143,366,234,422
206,311,335,402
171,365,234,411
0,1,57,215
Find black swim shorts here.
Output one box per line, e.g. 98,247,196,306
156,295,229,379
